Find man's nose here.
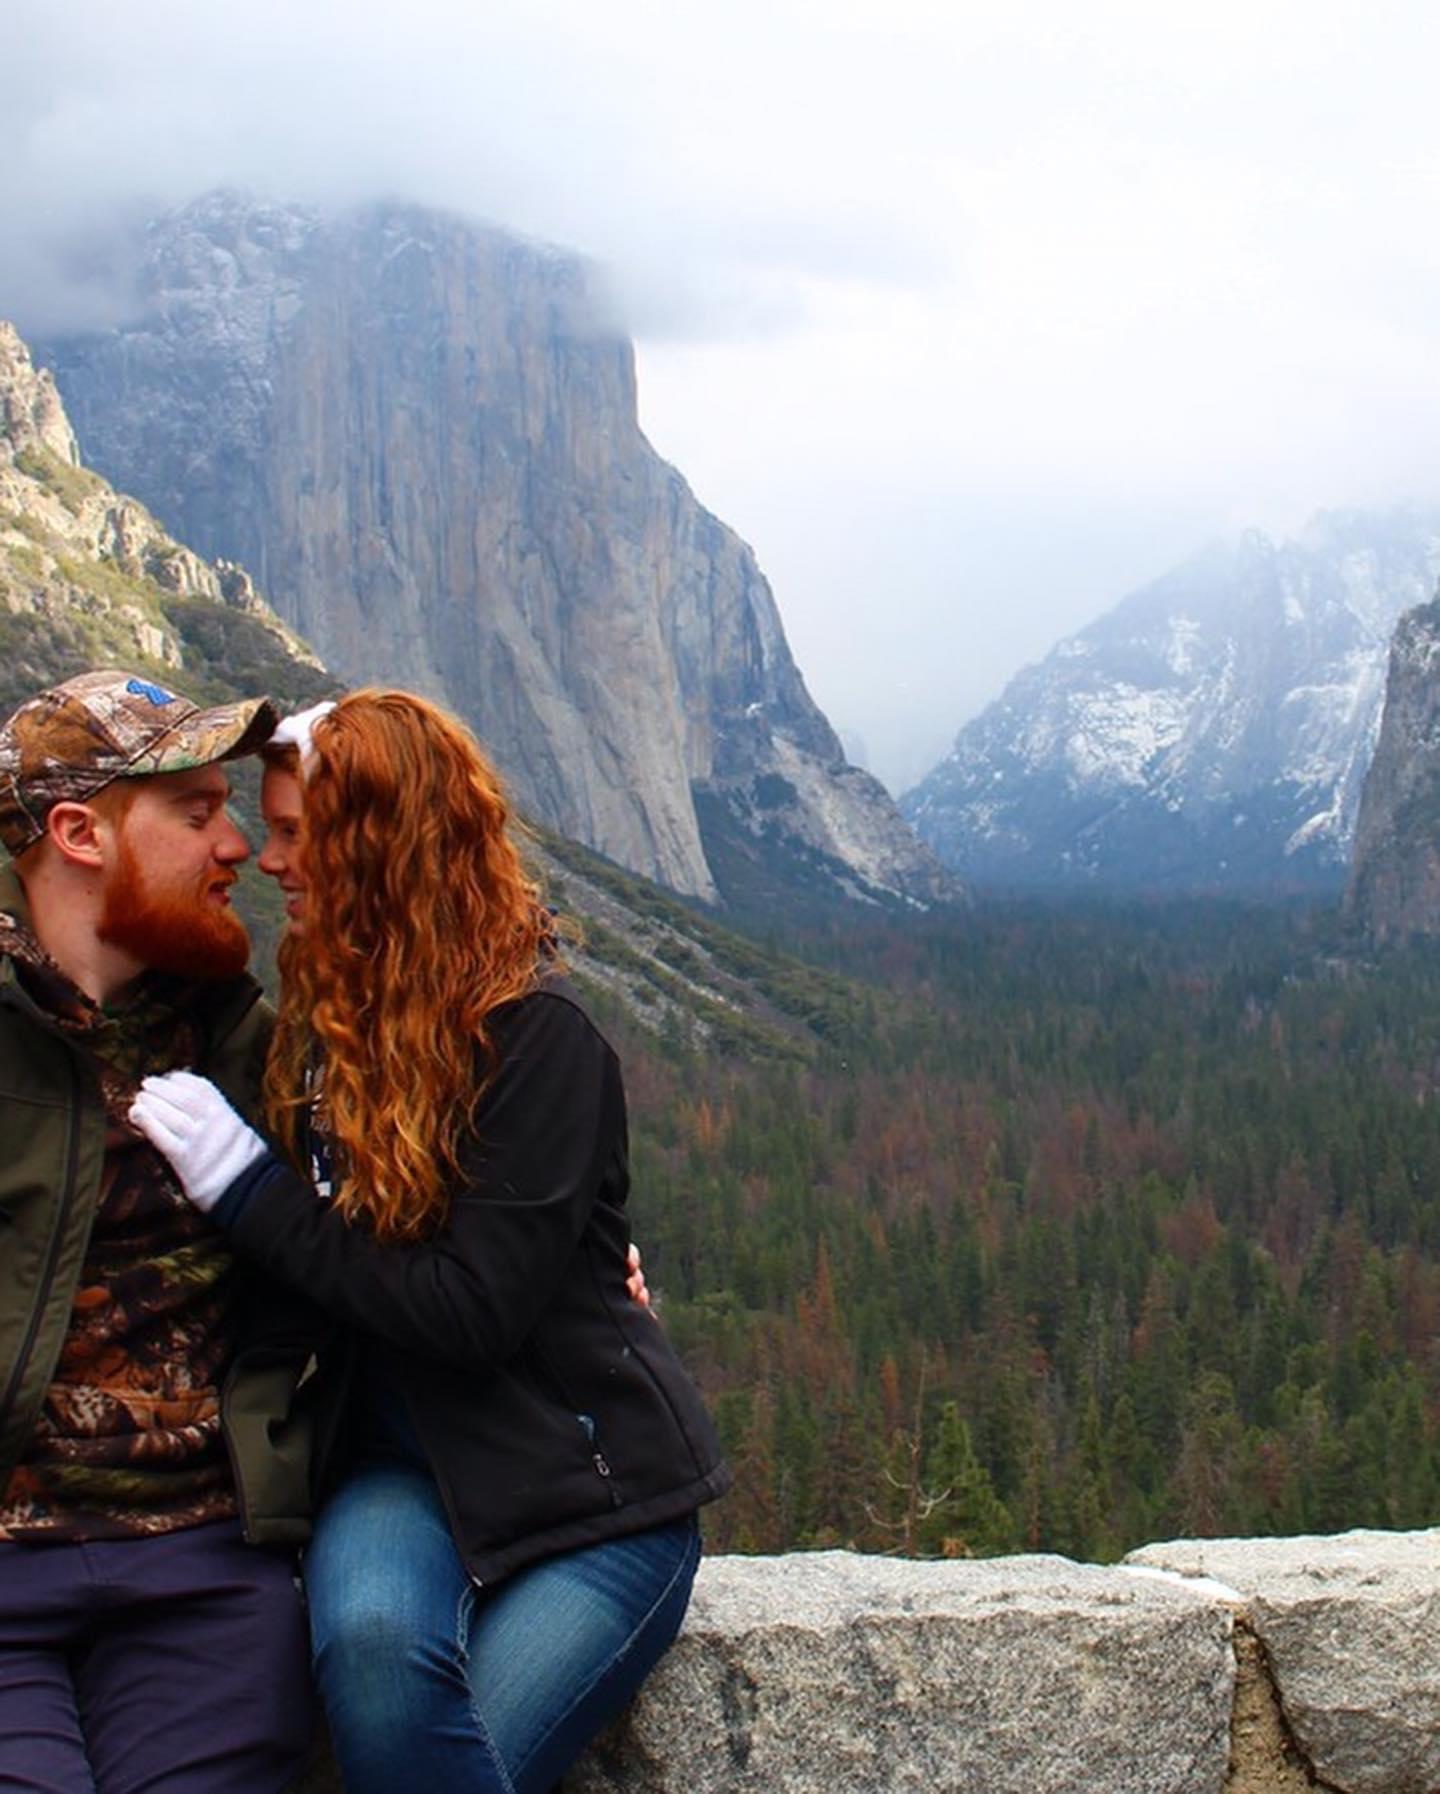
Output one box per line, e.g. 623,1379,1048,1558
215,812,251,863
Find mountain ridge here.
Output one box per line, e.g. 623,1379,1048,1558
903,509,1440,892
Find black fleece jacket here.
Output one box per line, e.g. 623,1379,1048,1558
214,980,728,1585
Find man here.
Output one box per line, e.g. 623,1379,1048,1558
0,670,318,1794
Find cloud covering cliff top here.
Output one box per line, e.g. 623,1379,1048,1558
8,0,1440,788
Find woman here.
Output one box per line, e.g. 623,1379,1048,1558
131,690,730,1794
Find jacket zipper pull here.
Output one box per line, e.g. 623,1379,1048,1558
593,1450,623,1506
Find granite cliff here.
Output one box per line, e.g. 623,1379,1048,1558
35,192,952,913
0,315,869,1048
1346,593,1440,942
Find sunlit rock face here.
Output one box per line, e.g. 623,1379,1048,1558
1347,595,1440,942
0,318,322,718
35,193,952,912
0,321,80,467
905,513,1440,894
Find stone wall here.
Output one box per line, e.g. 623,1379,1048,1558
569,1531,1439,1794
298,1529,1440,1794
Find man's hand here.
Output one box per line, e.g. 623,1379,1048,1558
130,1070,270,1212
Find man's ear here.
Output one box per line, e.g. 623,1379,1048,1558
45,800,109,872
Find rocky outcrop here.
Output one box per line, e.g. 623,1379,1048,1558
1131,1530,1440,1794
35,192,952,911
905,513,1440,893
0,324,80,467
1346,595,1440,942
0,319,326,720
293,1530,1440,1794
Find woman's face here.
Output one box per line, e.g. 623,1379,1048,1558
257,766,307,935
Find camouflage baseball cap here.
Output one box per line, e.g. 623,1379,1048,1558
0,670,278,856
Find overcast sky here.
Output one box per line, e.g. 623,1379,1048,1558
8,1,1440,790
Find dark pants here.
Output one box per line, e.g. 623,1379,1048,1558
0,1520,313,1794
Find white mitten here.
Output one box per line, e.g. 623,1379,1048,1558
129,1070,270,1212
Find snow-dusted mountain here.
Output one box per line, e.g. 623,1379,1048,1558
904,511,1440,892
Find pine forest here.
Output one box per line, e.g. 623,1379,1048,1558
598,898,1440,1562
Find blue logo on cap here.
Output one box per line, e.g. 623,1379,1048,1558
125,678,176,707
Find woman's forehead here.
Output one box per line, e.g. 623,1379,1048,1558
260,765,304,820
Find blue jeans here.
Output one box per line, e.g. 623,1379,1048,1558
304,1462,699,1794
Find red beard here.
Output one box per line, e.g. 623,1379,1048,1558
97,832,251,982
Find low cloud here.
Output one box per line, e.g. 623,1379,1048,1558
8,0,1440,784
3,0,951,341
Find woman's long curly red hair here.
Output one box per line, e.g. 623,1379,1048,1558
264,689,559,1241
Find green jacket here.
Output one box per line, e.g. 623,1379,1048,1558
0,865,322,1544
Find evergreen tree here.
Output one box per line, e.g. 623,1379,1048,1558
916,1403,1014,1558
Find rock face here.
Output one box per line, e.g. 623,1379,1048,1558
0,318,326,720
1346,596,1440,942
35,192,952,911
905,513,1440,893
0,323,80,467
1129,1529,1440,1794
0,316,879,1041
